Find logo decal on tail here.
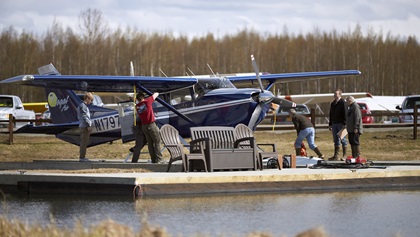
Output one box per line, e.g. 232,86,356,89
48,92,69,112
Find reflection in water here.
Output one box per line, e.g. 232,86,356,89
1,189,420,237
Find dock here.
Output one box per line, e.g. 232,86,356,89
1,160,420,197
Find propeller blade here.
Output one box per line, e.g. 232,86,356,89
248,103,263,130
251,55,264,92
130,61,134,76
272,97,297,108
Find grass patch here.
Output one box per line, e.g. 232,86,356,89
0,215,331,237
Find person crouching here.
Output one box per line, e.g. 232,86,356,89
289,109,324,158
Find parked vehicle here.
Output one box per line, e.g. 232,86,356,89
357,102,374,124
0,95,36,128
396,95,420,123
271,104,310,124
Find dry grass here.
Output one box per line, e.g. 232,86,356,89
0,134,136,162
0,216,170,237
1,128,419,164
0,215,330,237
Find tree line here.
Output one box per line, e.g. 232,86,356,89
1,8,419,104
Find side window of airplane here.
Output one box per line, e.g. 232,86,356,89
169,87,194,105
194,84,205,98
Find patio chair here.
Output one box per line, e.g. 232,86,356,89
160,124,208,172
234,124,279,170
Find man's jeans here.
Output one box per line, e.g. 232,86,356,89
332,123,347,147
295,127,316,150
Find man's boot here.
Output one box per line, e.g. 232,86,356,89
328,146,340,161
355,145,360,157
295,148,302,156
351,145,357,158
314,147,324,159
341,146,347,161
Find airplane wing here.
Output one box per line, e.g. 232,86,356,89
355,96,405,111
1,75,198,93
2,69,360,93
280,92,372,105
228,70,361,85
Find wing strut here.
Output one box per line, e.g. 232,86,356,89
136,84,198,126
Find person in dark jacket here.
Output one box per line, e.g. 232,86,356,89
328,89,348,160
289,109,324,158
346,96,363,158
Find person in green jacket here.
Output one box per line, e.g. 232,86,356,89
345,96,363,158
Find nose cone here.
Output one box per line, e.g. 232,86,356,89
258,90,274,104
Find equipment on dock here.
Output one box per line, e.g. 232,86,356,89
266,154,323,169
310,159,386,169
345,156,367,164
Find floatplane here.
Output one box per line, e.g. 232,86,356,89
0,56,361,148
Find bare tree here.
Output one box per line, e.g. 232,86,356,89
78,8,109,73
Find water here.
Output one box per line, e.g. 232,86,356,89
1,189,420,237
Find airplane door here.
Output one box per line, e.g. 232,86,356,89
118,102,135,143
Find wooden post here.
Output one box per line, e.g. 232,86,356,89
310,108,316,128
414,105,418,140
8,114,13,145
290,154,296,168
277,154,283,170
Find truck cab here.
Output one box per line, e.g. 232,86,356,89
396,95,420,123
0,95,36,128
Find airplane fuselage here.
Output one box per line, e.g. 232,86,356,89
52,87,268,147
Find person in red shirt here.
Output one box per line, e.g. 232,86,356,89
135,92,163,163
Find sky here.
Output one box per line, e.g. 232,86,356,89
1,0,419,40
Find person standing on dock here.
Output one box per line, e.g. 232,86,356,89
328,89,348,161
77,92,94,162
136,92,163,164
131,100,147,163
345,96,363,158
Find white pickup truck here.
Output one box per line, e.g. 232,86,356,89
0,95,36,128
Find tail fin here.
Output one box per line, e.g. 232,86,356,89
39,64,82,124
46,88,81,124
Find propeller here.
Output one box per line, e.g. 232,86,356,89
248,55,296,129
249,55,273,129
